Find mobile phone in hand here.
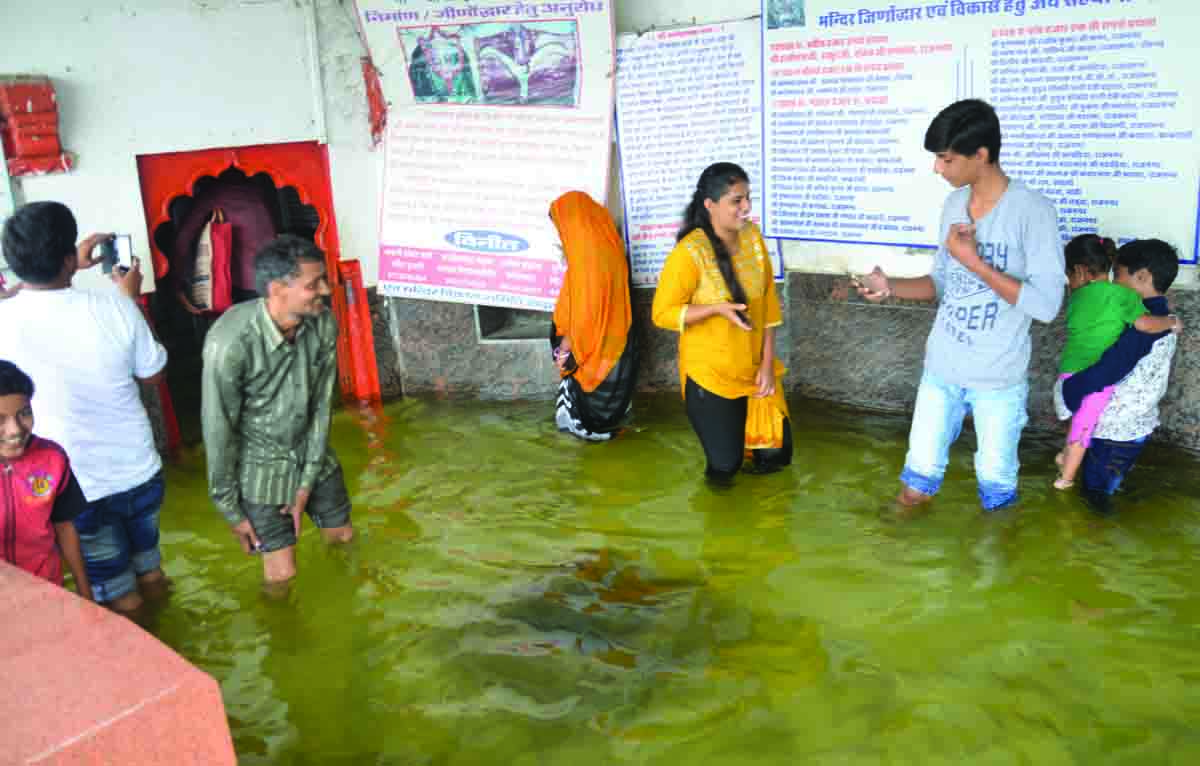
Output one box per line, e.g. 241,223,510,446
99,235,134,275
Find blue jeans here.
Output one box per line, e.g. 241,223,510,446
1082,436,1148,498
900,372,1029,510
73,472,165,603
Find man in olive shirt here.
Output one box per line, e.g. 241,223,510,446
201,235,353,584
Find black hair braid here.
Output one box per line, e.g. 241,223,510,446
676,163,751,311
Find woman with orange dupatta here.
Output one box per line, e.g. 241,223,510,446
549,191,640,441
651,163,792,482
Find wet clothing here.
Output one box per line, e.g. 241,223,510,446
74,471,164,603
201,299,342,526
1081,436,1148,512
652,221,790,456
1,436,85,585
684,378,792,481
903,179,1062,509
902,372,1028,511
552,330,640,440
241,463,352,553
549,191,638,439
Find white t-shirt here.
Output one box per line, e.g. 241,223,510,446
0,287,168,501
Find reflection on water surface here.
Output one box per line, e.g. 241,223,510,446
149,396,1200,765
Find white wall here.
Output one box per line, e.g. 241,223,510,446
312,0,382,288
1,0,1191,292
0,0,323,292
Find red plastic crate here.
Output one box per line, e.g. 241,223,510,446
7,154,74,176
5,112,57,133
1,124,61,158
0,76,57,116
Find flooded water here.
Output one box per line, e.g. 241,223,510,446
147,396,1200,765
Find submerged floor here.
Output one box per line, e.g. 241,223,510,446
147,395,1200,765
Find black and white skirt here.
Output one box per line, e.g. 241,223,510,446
552,329,639,442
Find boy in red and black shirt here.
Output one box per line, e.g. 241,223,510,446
0,360,92,599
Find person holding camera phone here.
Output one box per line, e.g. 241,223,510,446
0,202,169,615
651,163,792,482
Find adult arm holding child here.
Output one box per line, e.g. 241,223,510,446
1061,245,1182,414
1061,306,1180,413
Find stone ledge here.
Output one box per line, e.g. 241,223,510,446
0,564,236,766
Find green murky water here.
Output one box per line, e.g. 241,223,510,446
148,396,1200,765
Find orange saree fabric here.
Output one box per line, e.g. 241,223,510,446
549,191,632,393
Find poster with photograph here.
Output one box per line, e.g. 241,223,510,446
357,1,616,309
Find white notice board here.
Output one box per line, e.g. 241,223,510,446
762,0,1200,263
616,19,784,287
356,0,617,310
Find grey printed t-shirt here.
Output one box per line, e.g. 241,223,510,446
925,178,1066,390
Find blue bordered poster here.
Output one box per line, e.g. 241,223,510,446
762,0,1200,262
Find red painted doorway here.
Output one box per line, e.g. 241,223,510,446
136,141,372,445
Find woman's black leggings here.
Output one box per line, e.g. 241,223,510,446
685,377,792,481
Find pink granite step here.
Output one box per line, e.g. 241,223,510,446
0,563,236,765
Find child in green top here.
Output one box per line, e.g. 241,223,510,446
1055,234,1179,489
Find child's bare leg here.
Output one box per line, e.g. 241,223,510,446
1055,441,1086,489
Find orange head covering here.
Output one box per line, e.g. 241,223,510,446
549,191,632,393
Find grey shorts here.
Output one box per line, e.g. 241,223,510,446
242,465,352,553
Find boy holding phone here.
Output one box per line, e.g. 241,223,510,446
98,234,134,276
0,202,169,615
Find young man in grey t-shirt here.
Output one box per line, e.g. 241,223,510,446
857,99,1066,510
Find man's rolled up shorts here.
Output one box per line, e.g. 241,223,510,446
240,465,352,552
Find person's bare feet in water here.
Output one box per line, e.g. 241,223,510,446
896,486,932,507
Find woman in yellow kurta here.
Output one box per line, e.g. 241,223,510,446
652,163,791,480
